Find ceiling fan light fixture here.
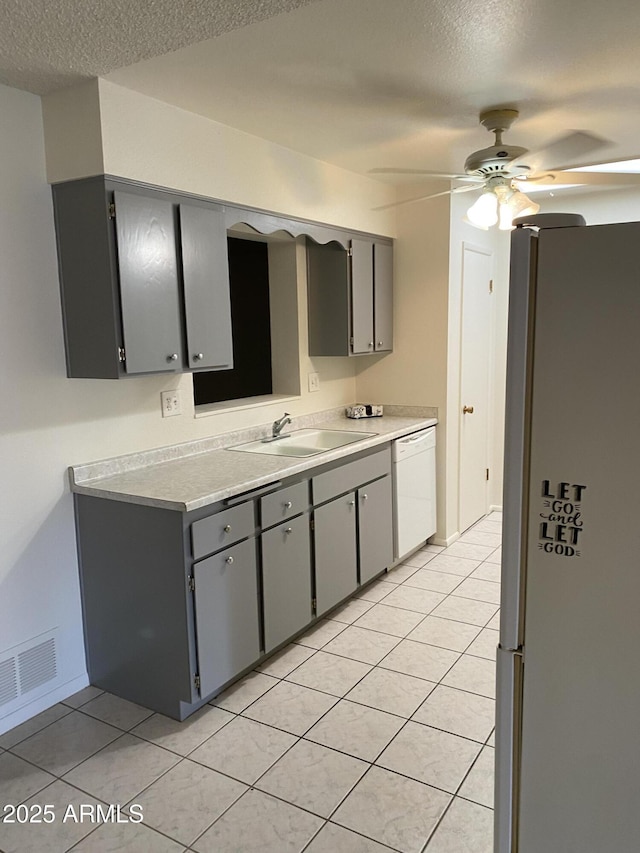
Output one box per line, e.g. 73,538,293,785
467,183,540,231
508,190,540,218
498,201,515,231
466,190,499,228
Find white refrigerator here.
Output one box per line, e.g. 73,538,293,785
495,213,640,852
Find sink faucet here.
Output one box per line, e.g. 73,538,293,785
272,412,292,438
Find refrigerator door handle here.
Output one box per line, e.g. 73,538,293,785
495,646,524,853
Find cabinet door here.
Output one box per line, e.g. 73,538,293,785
180,205,233,371
374,242,393,352
350,238,374,354
314,493,358,615
358,475,394,585
262,514,313,653
193,538,260,697
114,191,183,374
306,239,350,357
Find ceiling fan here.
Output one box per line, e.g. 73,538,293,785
371,108,640,229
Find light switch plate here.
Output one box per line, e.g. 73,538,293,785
308,372,320,392
161,390,182,417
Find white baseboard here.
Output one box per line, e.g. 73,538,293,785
489,505,503,513
430,531,460,548
0,673,89,737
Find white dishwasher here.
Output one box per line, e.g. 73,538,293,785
392,427,437,560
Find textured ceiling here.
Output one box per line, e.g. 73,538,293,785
4,0,640,189
104,0,640,180
0,0,320,94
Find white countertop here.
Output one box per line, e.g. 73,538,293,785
70,411,437,512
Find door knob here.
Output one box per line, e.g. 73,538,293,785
168,353,178,361
193,353,204,361
463,405,475,414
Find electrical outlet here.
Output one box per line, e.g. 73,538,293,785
161,390,182,417
308,372,320,392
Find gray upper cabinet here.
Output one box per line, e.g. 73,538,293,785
114,191,184,374
53,176,233,378
307,236,393,357
351,237,375,354
180,204,233,372
373,242,393,353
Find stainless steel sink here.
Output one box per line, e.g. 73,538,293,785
227,428,378,457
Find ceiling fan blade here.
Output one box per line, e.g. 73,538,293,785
543,170,640,188
509,131,611,174
373,184,479,211
369,168,483,182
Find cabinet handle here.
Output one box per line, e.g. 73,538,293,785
223,524,232,533
349,500,355,506
285,527,292,534
168,353,178,361
193,353,204,361
362,493,368,501
225,556,234,564
284,501,293,509
377,341,383,347
368,341,374,348
463,405,475,414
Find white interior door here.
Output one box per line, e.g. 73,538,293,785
459,244,493,532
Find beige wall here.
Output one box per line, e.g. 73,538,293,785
534,186,640,225
38,78,401,442
41,79,104,182
355,183,508,543
45,80,396,237
355,184,452,540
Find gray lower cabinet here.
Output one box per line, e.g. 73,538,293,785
73,443,394,720
261,514,313,653
53,176,233,378
358,475,394,585
314,492,358,615
193,538,261,697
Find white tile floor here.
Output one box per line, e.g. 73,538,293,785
0,512,501,853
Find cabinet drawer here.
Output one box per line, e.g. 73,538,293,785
191,501,255,559
261,481,309,529
312,446,391,505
